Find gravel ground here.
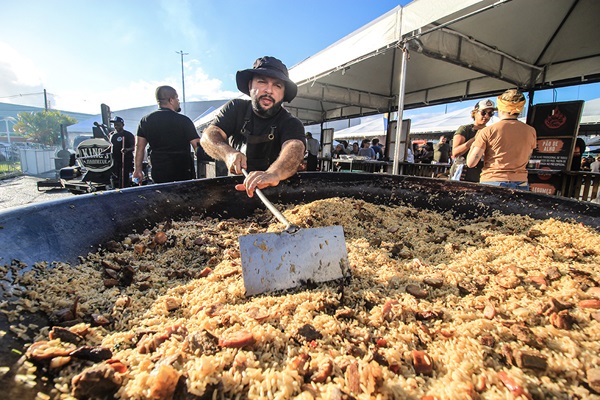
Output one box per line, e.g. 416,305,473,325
0,174,76,211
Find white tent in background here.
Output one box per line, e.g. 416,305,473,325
410,97,600,138
333,116,386,141
409,105,505,137
581,98,600,125
409,106,477,136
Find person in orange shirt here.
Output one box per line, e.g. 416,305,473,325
466,89,537,190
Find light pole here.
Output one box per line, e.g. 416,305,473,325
176,50,188,115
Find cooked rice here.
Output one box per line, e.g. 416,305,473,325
2,197,600,399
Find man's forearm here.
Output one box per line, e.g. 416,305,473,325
466,146,483,168
452,141,470,158
265,140,305,180
134,138,147,170
200,126,237,161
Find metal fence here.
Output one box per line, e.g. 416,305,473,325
0,144,22,179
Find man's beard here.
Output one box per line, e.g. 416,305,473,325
251,95,282,118
176,107,182,113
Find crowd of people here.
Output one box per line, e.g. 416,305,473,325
102,55,595,196
329,138,386,161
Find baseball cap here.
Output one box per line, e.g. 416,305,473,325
110,116,124,124
473,99,496,111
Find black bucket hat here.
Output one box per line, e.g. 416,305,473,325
236,56,298,103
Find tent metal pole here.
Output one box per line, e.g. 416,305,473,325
392,42,409,175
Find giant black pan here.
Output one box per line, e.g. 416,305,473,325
0,173,599,398
1,173,599,266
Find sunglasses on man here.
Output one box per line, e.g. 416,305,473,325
479,110,495,117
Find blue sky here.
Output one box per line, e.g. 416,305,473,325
0,0,408,114
1,0,598,117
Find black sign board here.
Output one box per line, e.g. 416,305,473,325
527,101,584,138
528,170,563,196
527,100,584,195
531,137,574,171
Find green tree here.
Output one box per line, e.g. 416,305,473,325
13,111,77,146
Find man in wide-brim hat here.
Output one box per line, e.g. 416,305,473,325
200,56,306,197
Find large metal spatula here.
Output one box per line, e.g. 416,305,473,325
239,170,350,296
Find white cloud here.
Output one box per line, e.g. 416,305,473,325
0,42,45,87
183,59,240,101
0,42,48,107
1,43,238,115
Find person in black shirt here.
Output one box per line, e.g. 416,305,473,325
133,86,200,184
200,56,306,197
108,116,135,188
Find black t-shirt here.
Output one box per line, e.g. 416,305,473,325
109,130,135,164
137,108,199,183
211,99,306,171
453,124,483,182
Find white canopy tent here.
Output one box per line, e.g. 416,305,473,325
284,0,600,170
287,0,600,124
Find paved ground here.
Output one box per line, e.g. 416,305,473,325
0,174,75,210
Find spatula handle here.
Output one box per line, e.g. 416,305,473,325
242,169,291,230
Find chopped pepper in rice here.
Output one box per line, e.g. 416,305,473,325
3,197,600,399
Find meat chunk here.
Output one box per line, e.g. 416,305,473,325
412,350,433,376
297,324,323,341
71,363,123,399
48,326,84,345
406,284,428,299
289,353,310,376
186,330,219,355
514,350,548,371
510,324,542,348
550,310,573,330
218,330,256,349
480,335,495,347
310,360,333,383
345,361,361,394
69,346,113,363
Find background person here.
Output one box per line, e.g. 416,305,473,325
108,116,135,188
305,132,320,171
449,99,496,181
406,143,415,163
358,139,376,159
432,135,450,164
332,143,346,158
200,56,306,197
371,138,384,160
466,89,537,190
133,85,200,184
591,156,600,173
418,142,434,163
570,137,587,171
